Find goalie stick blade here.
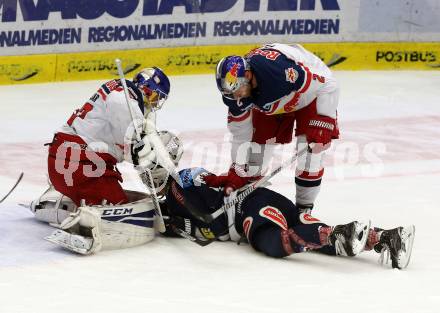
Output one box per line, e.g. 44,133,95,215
0,172,24,204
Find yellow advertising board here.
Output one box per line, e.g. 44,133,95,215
0,42,439,85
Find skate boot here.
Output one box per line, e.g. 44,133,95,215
20,184,77,225
374,226,415,269
329,221,370,256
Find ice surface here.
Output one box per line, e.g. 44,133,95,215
1,71,440,313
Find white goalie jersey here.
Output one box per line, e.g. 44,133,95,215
59,79,145,162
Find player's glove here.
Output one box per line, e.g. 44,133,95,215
130,133,157,170
203,163,252,195
306,115,337,146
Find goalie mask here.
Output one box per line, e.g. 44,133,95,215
215,56,250,100
150,130,183,191
133,67,170,112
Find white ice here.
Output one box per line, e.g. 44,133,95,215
1,71,440,313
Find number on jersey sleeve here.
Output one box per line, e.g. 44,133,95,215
67,102,94,126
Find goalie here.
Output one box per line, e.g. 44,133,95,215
29,130,183,254
27,66,181,254
46,67,175,207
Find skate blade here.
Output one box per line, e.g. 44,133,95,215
396,225,416,269
352,220,371,256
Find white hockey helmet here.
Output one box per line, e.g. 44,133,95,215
150,130,183,190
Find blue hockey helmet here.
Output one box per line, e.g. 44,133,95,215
215,56,250,99
133,67,170,111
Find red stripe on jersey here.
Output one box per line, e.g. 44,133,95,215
98,88,107,101
297,62,312,94
296,168,324,180
284,92,301,112
228,110,251,123
266,100,280,114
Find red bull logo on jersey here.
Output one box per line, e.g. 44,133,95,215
260,206,288,230
285,67,299,83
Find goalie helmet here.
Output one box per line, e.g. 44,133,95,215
150,130,183,191
133,67,170,111
215,56,250,99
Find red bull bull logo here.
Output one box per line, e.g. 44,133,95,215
224,63,239,91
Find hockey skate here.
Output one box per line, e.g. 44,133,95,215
374,226,415,269
329,221,370,257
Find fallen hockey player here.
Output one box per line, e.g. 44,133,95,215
28,131,415,269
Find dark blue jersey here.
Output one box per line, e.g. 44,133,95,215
163,168,336,257
165,168,229,238
223,47,308,116
164,168,313,242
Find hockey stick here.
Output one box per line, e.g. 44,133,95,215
0,172,24,204
171,225,215,247
139,168,166,233
187,147,308,224
115,59,167,233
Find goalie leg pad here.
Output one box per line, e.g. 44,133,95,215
45,194,155,254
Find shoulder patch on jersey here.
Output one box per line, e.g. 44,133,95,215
285,67,299,83
299,213,322,224
243,216,253,240
259,206,288,230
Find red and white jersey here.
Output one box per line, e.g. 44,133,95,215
59,79,145,162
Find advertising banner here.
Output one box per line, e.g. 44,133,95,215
1,42,440,85
2,1,439,56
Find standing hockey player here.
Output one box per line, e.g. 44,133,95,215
207,43,339,213
46,67,172,207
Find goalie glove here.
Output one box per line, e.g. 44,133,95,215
130,134,157,171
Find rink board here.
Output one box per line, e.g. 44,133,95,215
0,42,439,85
